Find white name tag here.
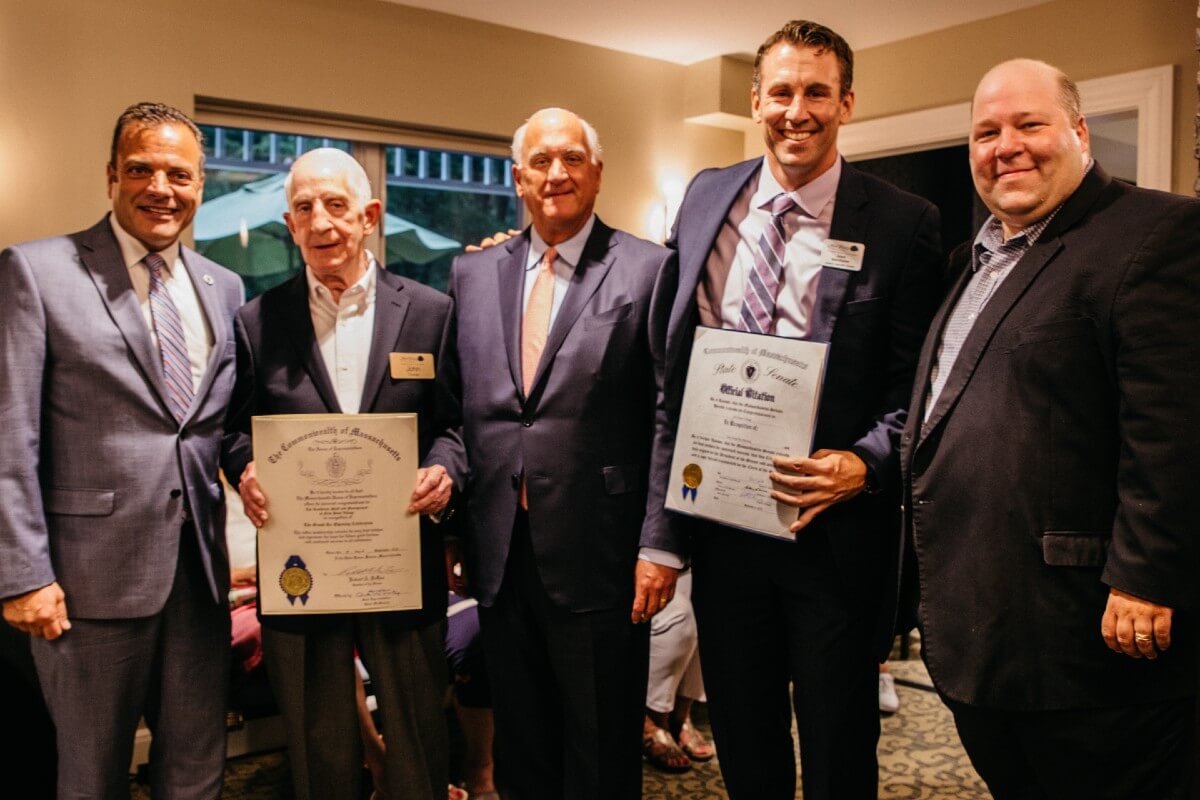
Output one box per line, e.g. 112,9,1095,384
820,239,866,271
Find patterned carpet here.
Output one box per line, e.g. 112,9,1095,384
131,659,988,799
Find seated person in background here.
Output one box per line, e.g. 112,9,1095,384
642,570,714,772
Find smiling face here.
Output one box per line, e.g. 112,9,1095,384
512,109,603,245
969,60,1090,237
106,122,204,251
283,151,381,293
752,43,853,191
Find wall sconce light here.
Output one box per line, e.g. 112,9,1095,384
646,174,686,244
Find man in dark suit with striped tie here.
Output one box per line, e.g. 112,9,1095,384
645,20,943,799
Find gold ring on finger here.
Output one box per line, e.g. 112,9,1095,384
1134,633,1152,642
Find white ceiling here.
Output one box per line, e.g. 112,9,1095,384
385,0,1052,65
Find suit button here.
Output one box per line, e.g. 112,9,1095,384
511,474,520,488
522,418,532,427
170,489,182,498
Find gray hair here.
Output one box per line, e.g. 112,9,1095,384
284,147,372,207
510,107,603,165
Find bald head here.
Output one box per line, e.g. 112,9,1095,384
512,108,603,166
282,147,381,297
510,107,605,245
285,147,372,209
968,58,1090,237
975,59,1082,126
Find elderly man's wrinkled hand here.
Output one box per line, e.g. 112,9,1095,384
631,561,678,623
409,465,453,516
3,582,70,640
238,461,269,528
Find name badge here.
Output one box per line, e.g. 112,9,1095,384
820,239,866,271
389,353,435,380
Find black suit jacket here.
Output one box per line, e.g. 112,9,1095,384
222,267,467,632
444,219,679,612
646,158,943,658
903,165,1200,710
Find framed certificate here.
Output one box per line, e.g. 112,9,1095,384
664,327,829,540
252,413,422,615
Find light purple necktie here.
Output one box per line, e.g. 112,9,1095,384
144,252,193,423
736,192,796,334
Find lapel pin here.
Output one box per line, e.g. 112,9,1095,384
203,274,215,285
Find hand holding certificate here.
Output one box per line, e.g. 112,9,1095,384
664,327,829,540
252,414,422,615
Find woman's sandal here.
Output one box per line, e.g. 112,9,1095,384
642,725,692,772
677,717,715,762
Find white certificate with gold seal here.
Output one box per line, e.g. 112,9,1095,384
664,327,829,540
253,413,421,615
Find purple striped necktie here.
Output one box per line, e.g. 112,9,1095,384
144,252,193,423
737,192,797,334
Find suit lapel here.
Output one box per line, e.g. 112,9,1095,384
807,161,867,343
909,249,972,441
76,218,175,419
917,166,1112,445
178,247,228,424
282,272,342,413
497,235,530,399
359,268,411,412
527,220,617,402
667,159,760,370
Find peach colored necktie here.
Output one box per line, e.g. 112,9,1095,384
520,246,556,509
521,246,557,396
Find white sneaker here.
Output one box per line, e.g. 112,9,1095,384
878,672,899,714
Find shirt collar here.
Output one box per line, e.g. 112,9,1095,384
753,156,842,218
526,214,596,272
306,253,378,303
972,158,1097,269
109,213,182,274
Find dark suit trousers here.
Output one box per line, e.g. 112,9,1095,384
31,526,230,800
692,521,879,800
947,696,1195,800
478,510,650,800
262,615,448,800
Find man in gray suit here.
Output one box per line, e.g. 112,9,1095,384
0,102,243,798
442,107,681,799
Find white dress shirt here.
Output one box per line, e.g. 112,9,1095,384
523,214,596,323
306,259,377,414
110,215,212,393
711,157,842,337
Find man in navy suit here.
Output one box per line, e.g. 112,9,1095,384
645,21,943,799
223,148,466,800
443,107,680,799
0,102,243,798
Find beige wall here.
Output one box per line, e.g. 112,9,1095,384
1,0,1195,248
852,0,1197,194
0,0,743,246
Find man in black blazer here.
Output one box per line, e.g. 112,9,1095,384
222,148,466,800
903,59,1200,799
645,20,943,800
443,107,680,799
